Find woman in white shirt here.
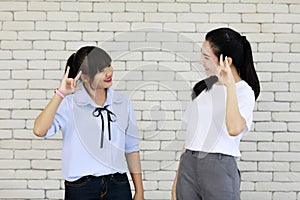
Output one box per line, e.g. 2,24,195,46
33,46,144,200
172,28,260,200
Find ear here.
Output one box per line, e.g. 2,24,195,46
81,74,89,83
227,57,233,66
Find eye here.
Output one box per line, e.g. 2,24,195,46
98,65,110,73
201,54,209,60
201,51,210,60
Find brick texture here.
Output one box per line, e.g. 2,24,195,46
0,1,299,199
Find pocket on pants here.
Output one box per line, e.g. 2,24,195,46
111,173,129,185
65,176,92,188
237,168,241,179
179,151,185,160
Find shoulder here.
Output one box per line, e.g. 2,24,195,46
237,81,253,94
236,81,255,104
111,89,130,105
63,94,74,106
57,94,73,114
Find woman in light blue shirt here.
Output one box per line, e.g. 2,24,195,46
34,46,144,200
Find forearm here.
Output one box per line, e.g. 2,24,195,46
131,171,143,194
226,84,246,136
33,93,63,137
125,151,144,193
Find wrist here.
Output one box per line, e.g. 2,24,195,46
135,187,144,192
226,83,236,88
54,88,65,99
134,186,144,195
134,189,144,199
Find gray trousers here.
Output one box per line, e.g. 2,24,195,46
176,150,241,200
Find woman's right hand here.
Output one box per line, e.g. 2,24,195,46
58,66,82,96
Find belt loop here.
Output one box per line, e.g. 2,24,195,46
218,153,222,160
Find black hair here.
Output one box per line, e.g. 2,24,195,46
65,53,77,78
64,46,112,83
192,28,260,100
192,75,218,100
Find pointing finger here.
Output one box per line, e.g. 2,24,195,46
219,54,224,67
225,56,230,69
64,66,70,80
74,71,82,82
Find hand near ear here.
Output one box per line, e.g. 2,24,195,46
59,66,82,96
217,54,235,87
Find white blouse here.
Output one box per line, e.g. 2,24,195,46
183,81,255,157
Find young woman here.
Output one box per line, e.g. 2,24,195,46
33,46,144,200
172,28,260,200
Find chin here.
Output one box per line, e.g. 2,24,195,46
94,83,112,90
205,72,213,76
105,82,113,88
206,71,217,77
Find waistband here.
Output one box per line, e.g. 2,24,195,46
65,172,126,184
185,149,233,160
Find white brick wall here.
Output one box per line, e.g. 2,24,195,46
1,0,299,199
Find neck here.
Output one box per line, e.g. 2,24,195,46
231,67,242,83
84,84,107,106
215,66,242,85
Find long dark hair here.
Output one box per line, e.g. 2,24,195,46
65,46,112,83
192,28,260,100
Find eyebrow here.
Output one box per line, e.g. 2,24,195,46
201,48,210,57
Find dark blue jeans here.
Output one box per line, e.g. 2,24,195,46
64,173,132,200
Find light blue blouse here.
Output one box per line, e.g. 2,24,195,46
44,85,140,181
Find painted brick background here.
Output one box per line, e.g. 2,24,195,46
0,0,300,199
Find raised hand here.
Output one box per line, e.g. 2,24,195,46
217,54,235,87
58,66,82,96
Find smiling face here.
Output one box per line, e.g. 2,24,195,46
200,41,219,76
90,65,114,90
75,46,114,92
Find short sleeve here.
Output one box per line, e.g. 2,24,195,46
182,101,192,124
42,97,69,138
125,100,140,153
237,85,255,135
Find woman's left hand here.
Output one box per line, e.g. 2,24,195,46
217,54,235,87
133,191,144,200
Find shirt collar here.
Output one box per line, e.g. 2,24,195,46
74,83,123,107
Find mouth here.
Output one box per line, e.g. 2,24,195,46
104,77,112,82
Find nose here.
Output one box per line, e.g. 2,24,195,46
200,55,205,65
105,66,113,77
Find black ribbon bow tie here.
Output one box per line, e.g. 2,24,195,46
92,105,116,148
